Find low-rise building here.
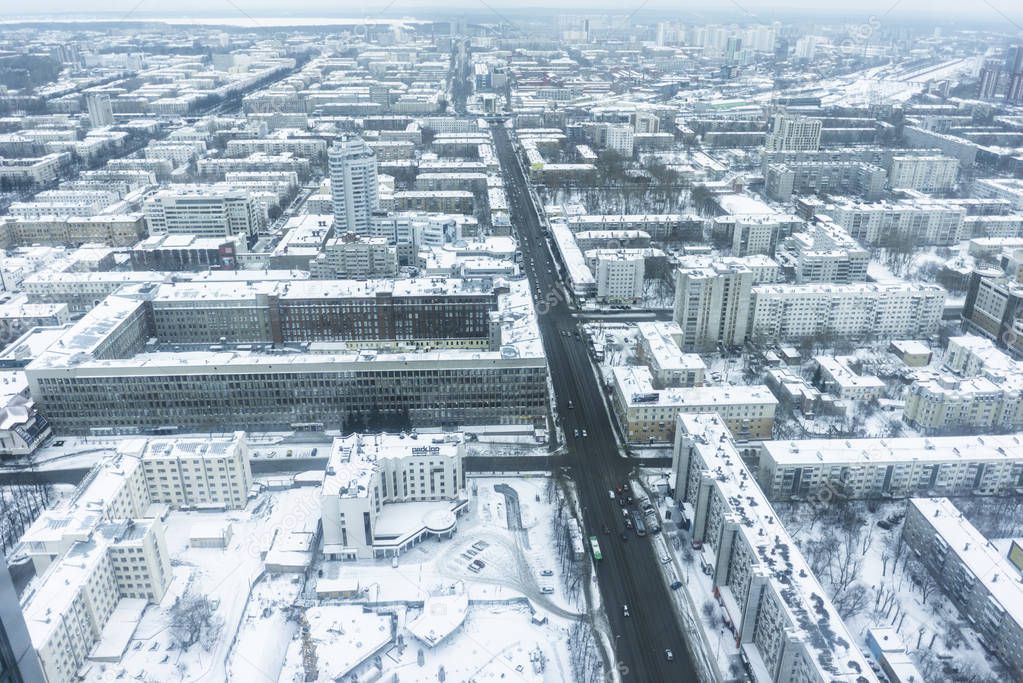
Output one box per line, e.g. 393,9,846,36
611,366,776,442
813,356,885,401
635,321,706,387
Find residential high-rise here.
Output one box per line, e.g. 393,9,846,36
764,113,822,152
978,58,1001,99
672,260,754,351
329,135,379,235
85,93,113,127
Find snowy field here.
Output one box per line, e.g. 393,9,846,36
77,475,600,683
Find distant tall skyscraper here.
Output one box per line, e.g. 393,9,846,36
329,135,379,235
85,93,113,127
1006,46,1023,104
0,558,45,683
978,58,1001,99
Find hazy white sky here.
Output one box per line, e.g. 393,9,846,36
0,0,1021,25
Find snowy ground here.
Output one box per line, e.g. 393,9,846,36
81,475,600,683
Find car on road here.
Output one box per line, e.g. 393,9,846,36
472,559,486,569
473,541,489,550
566,400,574,409
623,604,630,617
468,564,480,573
665,649,674,661
540,586,555,594
660,554,671,564
670,580,683,590
580,429,587,437
540,569,553,577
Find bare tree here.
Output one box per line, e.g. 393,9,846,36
168,588,222,651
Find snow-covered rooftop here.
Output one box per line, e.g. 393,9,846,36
760,433,1023,467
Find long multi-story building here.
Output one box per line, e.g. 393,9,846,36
888,155,958,193
825,198,966,246
143,187,263,240
902,497,1023,679
321,432,468,561
749,282,944,344
611,366,776,442
146,278,501,347
25,279,547,435
672,414,876,683
756,433,1023,500
130,234,245,271
765,161,886,201
903,368,1023,433
329,135,380,234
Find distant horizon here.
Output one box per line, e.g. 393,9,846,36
0,0,1020,28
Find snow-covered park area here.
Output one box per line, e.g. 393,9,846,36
77,474,602,683
774,498,1009,682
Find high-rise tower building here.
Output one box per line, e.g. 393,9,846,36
329,135,379,235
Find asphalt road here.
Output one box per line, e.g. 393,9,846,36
492,125,699,682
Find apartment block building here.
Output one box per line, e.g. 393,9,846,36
902,497,1023,679
748,283,944,344
672,259,754,352
776,220,869,283
310,232,397,280
586,249,645,304
764,113,822,152
765,161,886,201
756,433,1023,501
826,198,966,246
903,370,1023,433
139,433,252,510
635,321,707,387
329,135,379,234
962,270,1023,356
611,366,776,442
321,433,468,561
564,214,697,240
672,414,875,683
142,188,262,239
888,155,958,193
22,519,172,683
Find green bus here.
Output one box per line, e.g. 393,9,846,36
589,535,603,561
